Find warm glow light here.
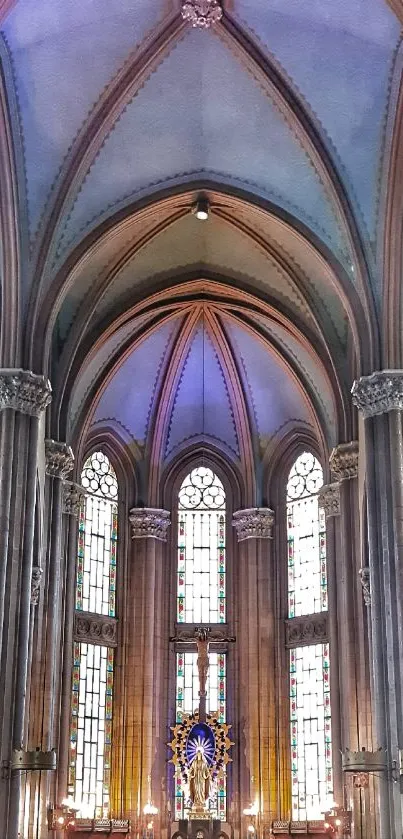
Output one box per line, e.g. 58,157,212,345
147,822,154,830
324,823,330,830
57,816,65,825
193,198,209,221
335,819,341,826
247,826,255,834
143,801,158,816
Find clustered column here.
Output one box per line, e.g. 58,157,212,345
119,508,171,828
0,370,52,839
319,445,375,839
232,507,276,834
352,370,403,839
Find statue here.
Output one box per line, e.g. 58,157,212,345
189,747,210,811
196,627,210,697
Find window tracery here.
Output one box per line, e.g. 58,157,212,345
175,465,227,820
286,452,332,821
69,451,118,818
177,467,226,624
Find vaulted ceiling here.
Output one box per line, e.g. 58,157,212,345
1,0,402,499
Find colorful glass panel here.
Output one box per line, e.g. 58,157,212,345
177,467,226,623
287,453,326,618
290,644,332,820
77,451,118,617
68,642,114,818
175,652,226,820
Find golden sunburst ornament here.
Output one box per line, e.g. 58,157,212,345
169,709,233,787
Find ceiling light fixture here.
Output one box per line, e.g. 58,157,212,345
181,0,223,29
193,197,209,221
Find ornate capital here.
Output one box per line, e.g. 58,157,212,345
318,483,340,518
63,482,86,516
181,0,222,28
352,370,403,418
73,611,118,647
232,507,275,541
359,567,371,607
129,508,171,541
285,613,328,648
45,439,74,479
31,566,43,605
0,369,51,416
329,441,358,481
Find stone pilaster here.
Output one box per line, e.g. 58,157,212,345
352,371,403,839
57,483,86,809
0,370,51,839
233,508,277,830
328,442,374,838
118,509,171,827
318,484,342,808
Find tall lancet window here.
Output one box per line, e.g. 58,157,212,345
287,453,332,821
69,451,118,818
175,466,227,820
177,466,226,623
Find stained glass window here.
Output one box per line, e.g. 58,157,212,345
290,644,332,820
175,652,226,821
70,451,118,816
68,642,114,817
287,453,326,618
177,467,226,624
77,451,118,617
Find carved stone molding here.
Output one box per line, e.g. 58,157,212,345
285,613,328,648
352,370,403,418
73,611,118,647
329,441,358,481
63,482,87,516
232,507,275,541
171,623,235,644
318,483,340,518
129,508,171,541
45,439,74,479
359,567,371,607
31,567,43,605
0,369,52,416
181,0,222,28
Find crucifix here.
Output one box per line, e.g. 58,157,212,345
170,626,235,722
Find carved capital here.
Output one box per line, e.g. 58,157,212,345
181,0,222,28
232,507,275,541
285,613,328,648
318,483,340,518
63,482,87,516
129,508,171,541
359,566,371,607
0,369,51,416
329,441,358,481
352,370,403,418
31,566,43,605
45,439,74,479
73,611,118,647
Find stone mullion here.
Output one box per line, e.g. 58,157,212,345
0,408,15,657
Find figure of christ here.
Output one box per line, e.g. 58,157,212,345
189,748,210,810
196,627,210,697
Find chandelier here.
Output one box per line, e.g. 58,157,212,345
181,0,223,29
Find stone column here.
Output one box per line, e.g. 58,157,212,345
318,482,342,809
352,371,403,839
0,370,52,839
326,445,375,838
119,509,170,828
232,508,275,835
56,483,87,807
